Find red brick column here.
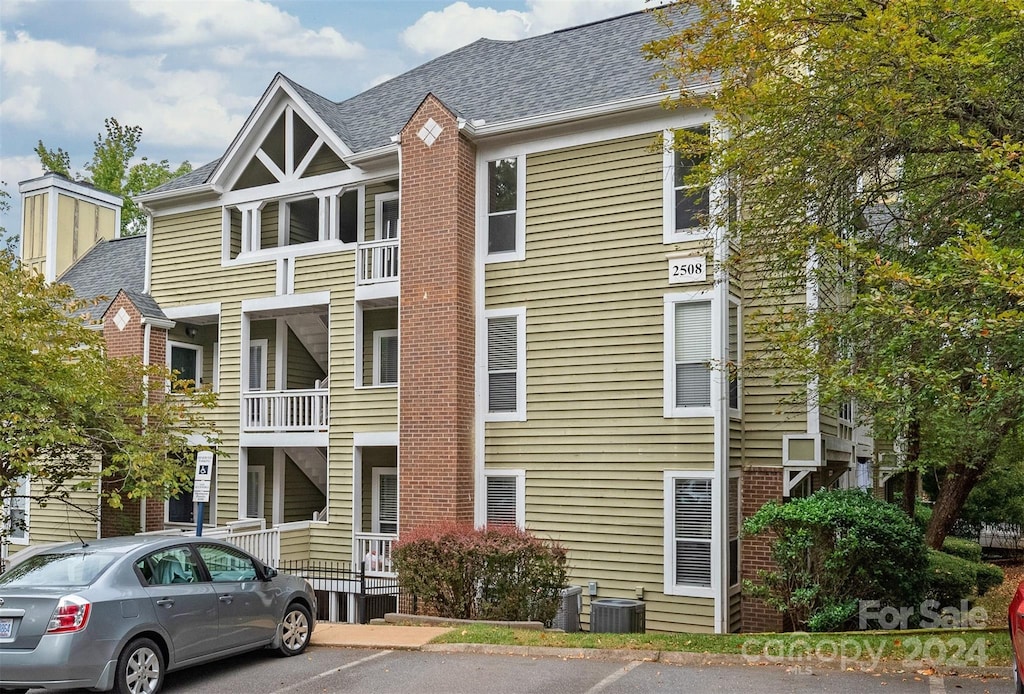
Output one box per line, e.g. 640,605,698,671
100,295,170,535
741,467,786,632
398,95,477,532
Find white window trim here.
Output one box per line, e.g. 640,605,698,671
248,338,268,392
212,341,220,392
372,329,398,387
374,191,400,240
663,127,715,244
484,469,526,529
481,154,526,263
371,467,398,534
167,341,203,388
663,469,717,599
484,306,526,422
727,296,742,419
4,477,30,545
246,466,265,519
664,290,716,419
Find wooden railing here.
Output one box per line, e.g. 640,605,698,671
242,389,328,432
354,532,397,576
357,239,399,284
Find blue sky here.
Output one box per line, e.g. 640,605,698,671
0,0,651,238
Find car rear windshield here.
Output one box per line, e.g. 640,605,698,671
0,552,118,587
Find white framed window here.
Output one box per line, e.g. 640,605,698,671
168,341,202,391
663,126,712,243
728,298,741,416
485,155,526,262
248,339,268,391
664,470,715,598
485,470,525,528
373,329,398,386
246,466,265,519
372,467,398,535
375,192,400,240
664,292,714,418
485,307,526,421
3,477,29,545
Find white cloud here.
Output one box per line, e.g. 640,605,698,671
367,73,397,89
0,85,44,122
0,155,44,187
1,30,99,79
128,0,363,60
401,0,650,57
400,2,529,56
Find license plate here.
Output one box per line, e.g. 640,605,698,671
0,618,12,639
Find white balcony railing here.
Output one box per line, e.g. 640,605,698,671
357,239,399,284
354,532,397,576
243,389,328,433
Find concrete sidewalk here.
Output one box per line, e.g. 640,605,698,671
311,623,452,649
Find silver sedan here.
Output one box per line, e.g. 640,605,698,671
0,535,316,694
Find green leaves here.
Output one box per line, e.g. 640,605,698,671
0,251,218,542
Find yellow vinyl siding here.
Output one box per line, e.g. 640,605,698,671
284,457,325,523
287,329,326,390
300,145,347,178
24,463,101,545
150,208,277,304
485,132,717,632
21,192,48,275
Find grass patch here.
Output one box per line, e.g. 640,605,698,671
430,624,1013,666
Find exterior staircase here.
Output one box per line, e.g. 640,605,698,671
285,314,329,373
283,447,327,496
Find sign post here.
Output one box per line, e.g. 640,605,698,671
193,451,214,537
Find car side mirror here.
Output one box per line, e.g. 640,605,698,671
263,566,278,580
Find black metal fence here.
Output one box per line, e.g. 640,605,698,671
277,559,401,624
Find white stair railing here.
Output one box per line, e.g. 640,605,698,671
243,389,329,432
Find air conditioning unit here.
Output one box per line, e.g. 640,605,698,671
590,598,646,634
552,586,582,632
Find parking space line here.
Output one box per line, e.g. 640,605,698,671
268,650,393,694
584,660,643,693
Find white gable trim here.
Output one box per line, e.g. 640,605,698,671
209,75,356,192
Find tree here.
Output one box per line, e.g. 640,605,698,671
0,250,218,543
35,118,191,236
646,0,1024,548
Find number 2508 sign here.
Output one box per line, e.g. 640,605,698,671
668,255,706,284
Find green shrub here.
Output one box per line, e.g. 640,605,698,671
393,522,568,624
914,503,933,531
974,562,1005,597
941,537,983,563
925,550,977,605
743,488,928,632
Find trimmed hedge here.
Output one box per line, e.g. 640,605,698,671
925,549,1006,604
743,489,928,632
393,522,568,624
941,537,983,564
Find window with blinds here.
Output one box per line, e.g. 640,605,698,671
379,198,400,240
672,477,712,589
728,476,740,587
249,340,267,391
728,302,739,411
674,301,712,408
375,471,397,534
488,315,518,413
374,330,398,386
486,475,519,527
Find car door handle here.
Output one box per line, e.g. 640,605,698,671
156,599,175,607
219,596,233,604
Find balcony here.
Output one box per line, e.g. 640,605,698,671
357,239,399,284
354,532,397,576
243,389,328,433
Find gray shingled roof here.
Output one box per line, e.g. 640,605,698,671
148,9,686,196
58,235,166,320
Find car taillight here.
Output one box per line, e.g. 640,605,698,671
47,595,91,634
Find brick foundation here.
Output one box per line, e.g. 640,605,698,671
741,467,786,632
397,95,478,532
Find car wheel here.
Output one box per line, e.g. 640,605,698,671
115,637,164,694
277,603,311,656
